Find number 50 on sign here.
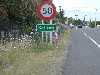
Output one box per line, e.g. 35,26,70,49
41,4,53,17
36,2,56,20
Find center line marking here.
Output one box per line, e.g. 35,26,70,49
83,32,100,48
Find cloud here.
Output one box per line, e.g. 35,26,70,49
53,0,98,12
53,0,100,20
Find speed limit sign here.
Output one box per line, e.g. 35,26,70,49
36,1,56,20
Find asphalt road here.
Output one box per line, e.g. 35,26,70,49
63,28,100,75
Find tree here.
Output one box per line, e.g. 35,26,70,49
89,21,95,28
96,21,100,25
72,19,81,26
0,0,42,33
68,17,73,24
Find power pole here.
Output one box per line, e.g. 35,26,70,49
95,9,98,28
95,18,96,28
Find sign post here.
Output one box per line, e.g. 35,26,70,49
50,20,53,44
42,20,44,42
36,1,56,44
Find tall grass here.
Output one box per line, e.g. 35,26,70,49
0,30,70,75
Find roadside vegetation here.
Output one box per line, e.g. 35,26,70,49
0,29,70,75
0,0,72,75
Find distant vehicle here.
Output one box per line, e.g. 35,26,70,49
97,25,100,28
78,25,82,28
70,24,74,29
85,26,89,28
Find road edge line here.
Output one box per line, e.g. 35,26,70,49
83,32,100,48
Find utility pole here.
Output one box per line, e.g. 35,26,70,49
75,15,78,20
75,14,78,26
95,9,98,28
83,15,87,26
67,17,68,25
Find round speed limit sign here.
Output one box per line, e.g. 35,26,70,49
36,2,56,20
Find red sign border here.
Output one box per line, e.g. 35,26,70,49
36,1,57,20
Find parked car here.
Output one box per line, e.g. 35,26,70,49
70,24,74,29
78,25,82,28
97,25,100,28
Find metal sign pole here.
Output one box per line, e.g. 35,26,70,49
46,31,48,43
36,2,56,44
42,20,44,42
50,20,53,44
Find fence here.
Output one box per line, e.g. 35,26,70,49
0,23,66,51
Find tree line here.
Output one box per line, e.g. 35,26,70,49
68,17,100,28
0,0,42,33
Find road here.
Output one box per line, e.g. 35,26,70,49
63,28,100,75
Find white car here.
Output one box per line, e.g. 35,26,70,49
97,25,100,28
70,24,74,28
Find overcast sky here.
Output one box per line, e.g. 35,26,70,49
53,0,100,21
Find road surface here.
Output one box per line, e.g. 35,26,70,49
63,28,100,75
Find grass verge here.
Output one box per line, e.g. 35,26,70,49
0,30,70,75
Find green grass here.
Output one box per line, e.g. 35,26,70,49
31,42,54,52
0,30,70,75
32,30,70,52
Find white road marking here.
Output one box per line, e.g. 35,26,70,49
81,30,83,33
83,32,100,48
83,33,88,37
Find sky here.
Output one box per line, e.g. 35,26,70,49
53,0,100,21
